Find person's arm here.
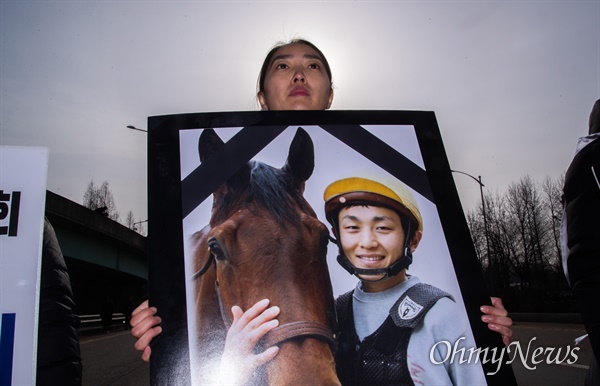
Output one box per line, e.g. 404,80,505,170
480,297,513,346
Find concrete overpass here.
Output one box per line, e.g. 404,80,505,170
45,191,148,316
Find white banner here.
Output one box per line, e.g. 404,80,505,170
0,146,48,386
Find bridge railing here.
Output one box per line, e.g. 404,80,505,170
78,313,129,334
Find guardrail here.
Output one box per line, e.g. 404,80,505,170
78,313,129,333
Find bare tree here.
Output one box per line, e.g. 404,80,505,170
125,210,135,230
542,174,565,271
466,174,574,312
82,180,98,210
82,179,120,222
506,176,551,291
484,192,513,292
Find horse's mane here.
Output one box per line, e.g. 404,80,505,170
212,161,313,226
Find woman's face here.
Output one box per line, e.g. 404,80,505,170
258,43,333,111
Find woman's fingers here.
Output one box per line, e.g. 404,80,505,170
141,346,152,363
481,297,513,346
134,325,163,356
485,321,513,346
129,300,163,361
131,300,150,321
131,311,161,339
480,297,509,317
130,301,159,334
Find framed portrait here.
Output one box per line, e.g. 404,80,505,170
147,110,516,385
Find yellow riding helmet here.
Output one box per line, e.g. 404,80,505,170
324,176,423,232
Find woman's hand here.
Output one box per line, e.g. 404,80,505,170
480,297,513,346
218,299,281,385
130,300,162,362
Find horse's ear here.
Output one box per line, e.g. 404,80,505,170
227,162,251,192
283,127,314,184
198,129,224,163
198,128,250,200
212,164,250,201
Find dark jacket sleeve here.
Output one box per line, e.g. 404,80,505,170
563,137,600,364
36,217,82,386
564,137,600,286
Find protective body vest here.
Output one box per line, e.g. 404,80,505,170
335,282,453,385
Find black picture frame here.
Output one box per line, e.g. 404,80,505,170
147,110,517,385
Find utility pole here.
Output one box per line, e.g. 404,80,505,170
451,170,492,281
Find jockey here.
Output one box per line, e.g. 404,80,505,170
324,175,423,282
324,175,487,385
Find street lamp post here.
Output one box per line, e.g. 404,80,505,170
451,170,492,276
126,124,148,234
126,125,147,133
133,219,148,234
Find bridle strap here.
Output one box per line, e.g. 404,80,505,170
215,281,232,331
190,255,214,281
259,321,336,350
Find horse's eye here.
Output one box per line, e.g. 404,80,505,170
208,238,227,261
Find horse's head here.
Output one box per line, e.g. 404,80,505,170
191,128,339,385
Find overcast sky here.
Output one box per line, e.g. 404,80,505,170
1,0,599,231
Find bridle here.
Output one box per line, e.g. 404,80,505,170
190,248,337,353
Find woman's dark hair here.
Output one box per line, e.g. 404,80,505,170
257,39,333,95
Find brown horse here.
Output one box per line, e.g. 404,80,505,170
189,128,340,385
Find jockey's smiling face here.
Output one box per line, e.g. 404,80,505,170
338,205,421,292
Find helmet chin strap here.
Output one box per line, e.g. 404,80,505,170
336,249,412,282
331,219,413,283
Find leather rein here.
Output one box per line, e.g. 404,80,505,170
190,253,336,352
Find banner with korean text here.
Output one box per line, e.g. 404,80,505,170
0,146,48,386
